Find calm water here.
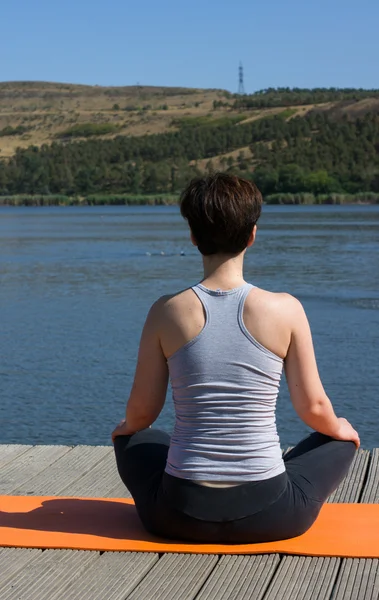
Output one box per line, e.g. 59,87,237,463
1,205,378,448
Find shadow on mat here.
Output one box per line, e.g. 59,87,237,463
0,498,162,541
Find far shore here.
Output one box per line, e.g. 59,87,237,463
0,192,379,207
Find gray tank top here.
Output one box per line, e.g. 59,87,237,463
165,282,285,482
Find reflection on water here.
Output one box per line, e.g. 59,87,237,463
1,205,378,448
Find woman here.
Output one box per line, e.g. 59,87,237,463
112,173,359,543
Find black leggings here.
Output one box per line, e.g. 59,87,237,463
114,429,356,543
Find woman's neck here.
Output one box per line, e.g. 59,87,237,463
201,251,246,290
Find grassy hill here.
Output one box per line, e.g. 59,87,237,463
1,82,379,159
0,82,379,202
0,82,233,157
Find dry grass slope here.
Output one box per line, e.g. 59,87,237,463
0,82,230,157
1,82,379,160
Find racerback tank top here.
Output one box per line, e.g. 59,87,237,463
165,282,285,482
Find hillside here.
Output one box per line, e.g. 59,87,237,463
0,82,379,199
1,82,379,158
0,82,233,157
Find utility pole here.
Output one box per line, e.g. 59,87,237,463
238,62,245,95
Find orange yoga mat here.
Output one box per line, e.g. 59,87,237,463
0,496,378,557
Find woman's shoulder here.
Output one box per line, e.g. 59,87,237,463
243,287,305,359
247,286,302,313
149,288,205,359
149,287,199,320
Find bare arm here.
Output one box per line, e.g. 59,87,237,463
284,296,359,446
112,299,169,439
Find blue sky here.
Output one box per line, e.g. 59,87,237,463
1,0,378,92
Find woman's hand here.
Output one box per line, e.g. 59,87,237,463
334,417,360,448
111,419,134,443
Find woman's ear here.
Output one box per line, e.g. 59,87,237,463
246,225,257,248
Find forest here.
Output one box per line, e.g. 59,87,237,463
233,87,379,108
0,87,379,202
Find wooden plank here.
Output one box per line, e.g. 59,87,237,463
1,445,376,600
328,449,370,503
126,553,218,600
262,557,340,600
0,445,71,494
0,550,97,600
0,548,42,587
50,552,159,600
62,450,130,498
195,554,280,600
12,446,111,496
0,445,32,469
332,559,379,600
360,448,379,503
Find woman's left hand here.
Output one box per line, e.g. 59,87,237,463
111,419,134,443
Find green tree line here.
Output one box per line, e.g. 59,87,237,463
1,192,378,207
0,108,378,197
233,87,379,108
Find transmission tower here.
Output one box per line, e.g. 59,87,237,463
238,62,245,95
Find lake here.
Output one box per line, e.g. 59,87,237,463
1,205,378,449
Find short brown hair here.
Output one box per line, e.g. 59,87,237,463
180,173,262,255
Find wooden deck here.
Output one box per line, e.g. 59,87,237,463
0,444,378,599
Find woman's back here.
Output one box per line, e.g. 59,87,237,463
164,282,285,481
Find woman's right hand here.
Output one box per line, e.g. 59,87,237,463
111,419,134,443
334,417,360,448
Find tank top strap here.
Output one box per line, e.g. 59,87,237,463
191,284,211,324
237,283,255,314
